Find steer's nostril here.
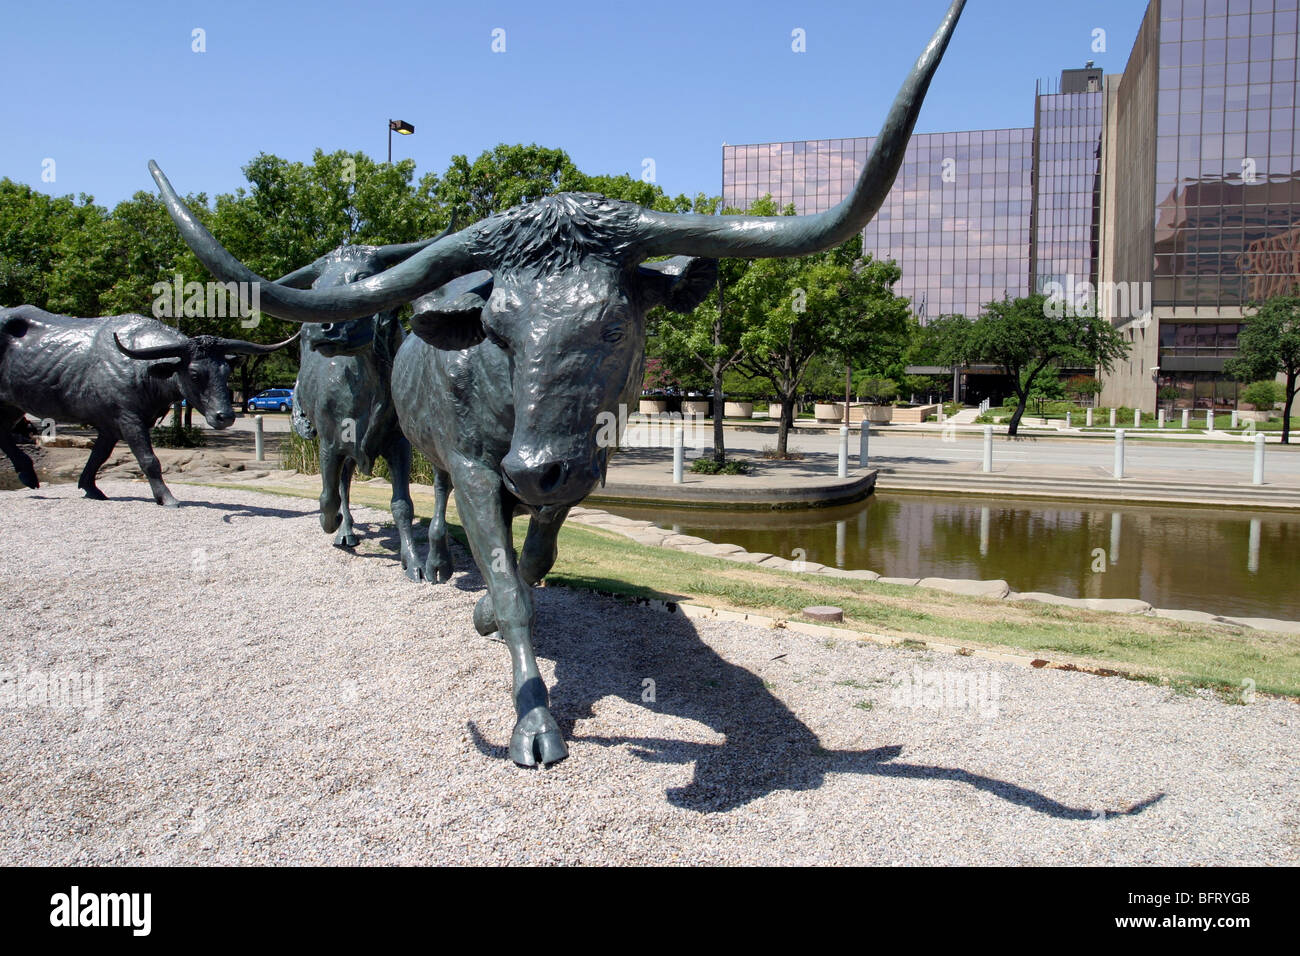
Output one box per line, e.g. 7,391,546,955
538,462,565,494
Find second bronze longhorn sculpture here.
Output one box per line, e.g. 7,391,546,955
277,226,453,581
151,0,966,766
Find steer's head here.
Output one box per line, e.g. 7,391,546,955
407,196,717,503
114,330,298,428
273,229,454,358
148,0,964,503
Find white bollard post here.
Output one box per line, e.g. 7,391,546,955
838,425,848,478
1207,409,1215,432
982,425,993,473
859,424,869,469
1231,409,1238,430
1181,409,1190,430
673,424,684,484
1114,429,1125,479
1066,411,1072,429
1134,408,1141,429
1158,409,1165,429
1086,407,1094,428
254,414,265,462
1253,433,1265,485
1109,408,1117,428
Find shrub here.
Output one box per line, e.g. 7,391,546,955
280,430,438,484
1240,380,1284,410
690,457,751,475
150,424,205,449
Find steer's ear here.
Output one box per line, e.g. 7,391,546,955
635,257,718,314
409,271,495,351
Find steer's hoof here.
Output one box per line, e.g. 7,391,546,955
402,560,425,583
81,485,106,501
510,707,568,767
333,529,359,548
19,470,39,490
426,545,453,584
157,495,180,509
425,558,453,584
321,511,342,534
473,595,498,636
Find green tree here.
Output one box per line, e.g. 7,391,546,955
1225,293,1300,444
0,179,104,309
957,294,1129,436
653,197,760,465
731,219,912,457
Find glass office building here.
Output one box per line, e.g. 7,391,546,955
1141,0,1300,409
723,130,1034,323
724,0,1300,411
1031,80,1104,294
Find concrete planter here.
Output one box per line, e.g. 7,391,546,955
639,399,668,415
864,404,894,423
891,403,941,424
682,399,712,417
814,403,844,422
723,401,753,419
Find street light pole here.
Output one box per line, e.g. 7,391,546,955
388,118,415,164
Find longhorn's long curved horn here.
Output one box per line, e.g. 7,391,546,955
113,333,191,361
150,161,480,323
635,0,965,258
273,219,461,289
273,259,327,290
215,331,301,355
372,216,460,269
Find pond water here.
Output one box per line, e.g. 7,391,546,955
603,493,1300,621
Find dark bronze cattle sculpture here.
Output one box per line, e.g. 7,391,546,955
0,306,295,506
152,0,965,765
277,229,452,580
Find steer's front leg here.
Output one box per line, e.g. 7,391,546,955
119,419,178,507
382,435,424,582
449,455,567,767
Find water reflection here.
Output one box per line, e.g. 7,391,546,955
604,493,1300,620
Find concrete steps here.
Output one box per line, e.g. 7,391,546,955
875,469,1300,510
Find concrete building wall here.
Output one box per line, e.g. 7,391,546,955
1099,1,1161,412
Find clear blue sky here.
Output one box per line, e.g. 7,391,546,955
1,0,1150,208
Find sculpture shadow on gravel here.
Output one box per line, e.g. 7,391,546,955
465,587,1167,818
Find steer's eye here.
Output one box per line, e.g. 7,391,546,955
601,325,624,344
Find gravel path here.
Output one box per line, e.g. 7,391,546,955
1,480,1296,865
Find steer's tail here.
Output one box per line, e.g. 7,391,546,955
290,383,316,440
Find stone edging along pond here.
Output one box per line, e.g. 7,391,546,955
564,505,1300,638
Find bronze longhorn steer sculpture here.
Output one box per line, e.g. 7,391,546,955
151,0,965,765
276,226,453,580
0,306,295,506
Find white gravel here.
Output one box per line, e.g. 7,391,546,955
1,479,1297,865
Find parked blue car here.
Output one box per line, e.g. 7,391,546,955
245,388,294,413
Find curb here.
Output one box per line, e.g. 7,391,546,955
586,470,876,511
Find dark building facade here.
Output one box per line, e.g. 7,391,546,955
1104,0,1300,411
